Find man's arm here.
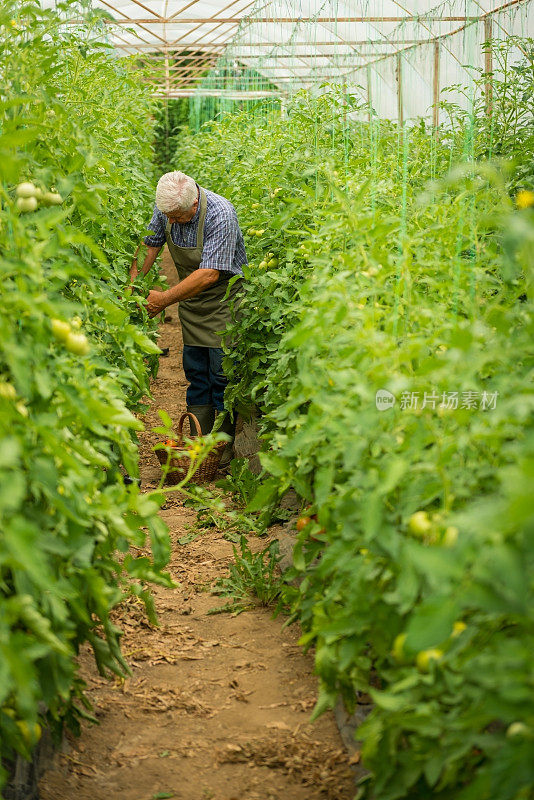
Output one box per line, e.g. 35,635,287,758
164,268,219,304
130,245,162,283
131,203,167,282
146,269,219,318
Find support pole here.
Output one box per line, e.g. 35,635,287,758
484,17,493,116
164,46,170,95
396,53,403,127
366,65,372,123
433,39,440,134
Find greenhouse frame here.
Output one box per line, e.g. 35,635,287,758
40,0,533,118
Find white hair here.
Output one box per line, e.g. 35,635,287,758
155,171,198,213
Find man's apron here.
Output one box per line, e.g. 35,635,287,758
164,188,242,348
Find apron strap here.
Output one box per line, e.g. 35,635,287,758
196,189,207,250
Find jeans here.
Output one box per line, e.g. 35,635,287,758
182,345,227,412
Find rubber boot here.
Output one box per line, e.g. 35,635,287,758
216,411,236,470
186,404,215,436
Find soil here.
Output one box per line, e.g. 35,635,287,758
39,250,356,800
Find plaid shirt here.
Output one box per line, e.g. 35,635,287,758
144,184,247,276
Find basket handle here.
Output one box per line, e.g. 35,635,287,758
177,411,203,441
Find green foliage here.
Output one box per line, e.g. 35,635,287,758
180,41,534,800
153,98,190,173
215,458,262,507
210,536,283,615
0,1,172,787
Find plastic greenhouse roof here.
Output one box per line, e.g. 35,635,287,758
39,0,533,101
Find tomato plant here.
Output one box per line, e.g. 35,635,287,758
180,40,534,800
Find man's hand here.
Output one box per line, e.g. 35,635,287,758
145,270,219,318
146,289,168,318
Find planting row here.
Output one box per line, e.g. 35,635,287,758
180,46,534,800
0,2,170,789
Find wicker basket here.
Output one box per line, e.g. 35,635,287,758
155,411,226,484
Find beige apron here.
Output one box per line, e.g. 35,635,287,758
165,188,242,348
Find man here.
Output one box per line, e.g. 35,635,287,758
130,171,246,468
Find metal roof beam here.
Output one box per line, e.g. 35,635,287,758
163,59,221,85
167,0,205,22
99,15,475,23
124,0,164,19
227,39,427,46
110,24,160,50
167,60,221,75
107,40,432,48
213,60,387,66
96,0,169,44
167,0,256,48
167,50,225,68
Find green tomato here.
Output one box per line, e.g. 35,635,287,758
16,196,38,213
16,182,37,198
267,258,278,267
16,720,41,745
0,382,17,400
506,722,531,739
408,511,432,537
51,319,71,342
43,191,62,206
65,332,90,355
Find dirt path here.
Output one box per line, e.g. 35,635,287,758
39,252,355,800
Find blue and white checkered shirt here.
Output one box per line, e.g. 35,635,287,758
144,184,247,276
